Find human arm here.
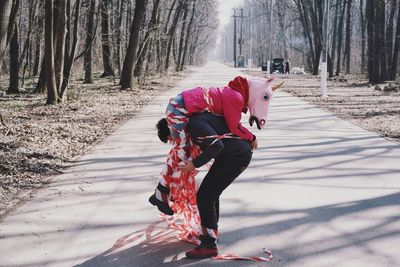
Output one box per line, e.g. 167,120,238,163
222,94,255,142
186,116,225,168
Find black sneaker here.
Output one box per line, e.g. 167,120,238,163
148,194,174,215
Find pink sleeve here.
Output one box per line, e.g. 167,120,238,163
222,94,255,141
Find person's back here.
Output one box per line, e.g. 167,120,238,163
187,112,250,158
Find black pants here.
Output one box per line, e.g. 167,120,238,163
196,149,253,229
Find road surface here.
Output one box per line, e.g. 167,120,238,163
1,62,400,267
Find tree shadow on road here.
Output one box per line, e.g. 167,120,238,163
220,192,400,266
74,221,200,267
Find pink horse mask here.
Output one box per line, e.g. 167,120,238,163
247,77,283,130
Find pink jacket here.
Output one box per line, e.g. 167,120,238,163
182,86,254,141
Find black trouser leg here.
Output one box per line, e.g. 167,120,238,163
197,150,252,229
216,198,220,223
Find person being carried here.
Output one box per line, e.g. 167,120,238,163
149,76,282,216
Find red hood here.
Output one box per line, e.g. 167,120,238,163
228,76,249,112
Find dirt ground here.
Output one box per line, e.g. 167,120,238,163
246,70,400,143
0,73,183,218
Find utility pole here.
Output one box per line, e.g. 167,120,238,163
267,0,274,75
249,5,253,68
239,8,243,55
225,32,228,63
233,9,237,67
320,0,329,96
232,8,245,67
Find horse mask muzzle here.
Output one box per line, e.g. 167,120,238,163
248,78,283,129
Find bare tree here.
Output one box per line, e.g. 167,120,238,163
134,0,161,78
390,0,400,80
114,0,125,74
120,0,148,89
20,0,38,86
45,0,58,104
179,0,196,71
84,0,97,84
165,0,185,71
100,0,114,77
0,0,20,71
60,0,82,100
54,0,67,92
344,0,353,74
360,0,366,74
7,23,19,94
32,0,44,77
335,1,346,76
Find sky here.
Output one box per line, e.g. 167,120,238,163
208,0,245,60
217,0,245,28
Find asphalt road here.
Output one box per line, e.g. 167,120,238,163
1,62,400,267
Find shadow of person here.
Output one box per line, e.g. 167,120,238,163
75,221,200,267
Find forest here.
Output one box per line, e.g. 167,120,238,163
218,0,400,84
0,0,218,103
1,0,400,102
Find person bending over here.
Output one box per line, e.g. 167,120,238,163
152,112,253,259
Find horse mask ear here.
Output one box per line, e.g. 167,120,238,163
272,81,284,91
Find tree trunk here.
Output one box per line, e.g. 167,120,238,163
7,24,19,94
0,1,13,65
276,1,288,60
366,0,384,84
33,0,44,77
0,0,20,71
19,0,36,86
84,0,96,84
54,0,67,92
165,0,184,71
34,57,46,93
134,0,160,78
60,0,82,100
335,1,346,76
344,0,352,74
378,0,387,81
120,0,148,89
389,0,400,80
164,0,178,33
179,0,196,71
360,0,366,74
294,0,315,73
125,0,131,51
115,0,125,75
45,0,58,104
100,0,114,77
64,0,71,74
176,3,188,72
386,0,396,72
327,53,333,77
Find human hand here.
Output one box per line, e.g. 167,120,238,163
250,139,258,150
179,161,196,172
